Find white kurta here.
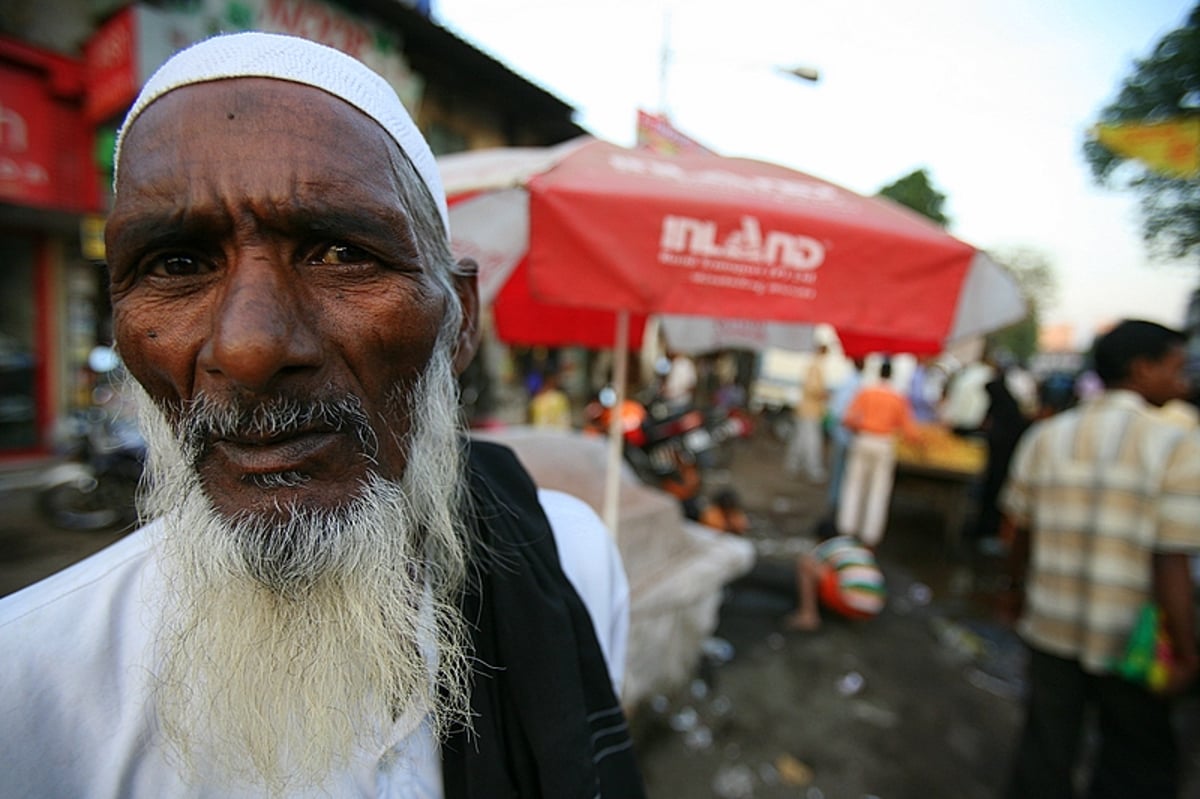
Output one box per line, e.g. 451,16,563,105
0,488,629,798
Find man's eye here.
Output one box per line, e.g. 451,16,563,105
149,255,205,277
315,244,372,266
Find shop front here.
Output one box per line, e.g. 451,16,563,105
0,37,103,460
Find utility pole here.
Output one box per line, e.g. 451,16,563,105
657,7,820,120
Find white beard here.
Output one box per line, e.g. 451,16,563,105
132,345,471,795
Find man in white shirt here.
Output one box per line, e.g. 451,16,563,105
661,351,698,408
939,359,994,432
0,32,643,799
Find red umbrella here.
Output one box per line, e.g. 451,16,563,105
440,136,1024,355
491,258,650,351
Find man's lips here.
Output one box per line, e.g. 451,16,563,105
208,431,345,475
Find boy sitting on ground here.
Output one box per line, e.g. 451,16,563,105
699,488,750,536
786,524,886,631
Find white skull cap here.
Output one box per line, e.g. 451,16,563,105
113,31,450,235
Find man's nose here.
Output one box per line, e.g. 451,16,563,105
198,255,323,393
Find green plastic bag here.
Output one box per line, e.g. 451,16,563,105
1112,603,1173,692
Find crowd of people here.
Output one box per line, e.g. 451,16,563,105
773,323,1199,797
520,319,1199,798
488,169,1199,798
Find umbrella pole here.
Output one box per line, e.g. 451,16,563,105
602,310,630,539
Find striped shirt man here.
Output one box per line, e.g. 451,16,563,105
1001,388,1200,673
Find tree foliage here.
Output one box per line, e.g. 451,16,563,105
1083,5,1200,262
876,168,951,227
985,248,1059,361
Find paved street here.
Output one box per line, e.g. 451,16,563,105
632,429,1200,799
630,429,1025,798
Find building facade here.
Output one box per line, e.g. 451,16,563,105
0,0,583,462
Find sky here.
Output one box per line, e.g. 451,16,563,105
433,0,1198,348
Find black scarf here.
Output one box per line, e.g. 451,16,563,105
440,439,646,799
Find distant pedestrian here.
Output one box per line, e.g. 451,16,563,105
1035,370,1077,419
825,357,865,513
785,524,886,632
1074,367,1104,402
784,344,830,482
836,359,923,548
1000,319,1200,799
660,350,697,409
972,357,1032,547
908,354,942,423
1004,357,1039,419
940,359,993,434
529,370,572,430
699,488,750,536
713,372,746,414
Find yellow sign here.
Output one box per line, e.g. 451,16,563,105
1094,118,1200,179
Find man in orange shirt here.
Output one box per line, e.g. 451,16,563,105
837,359,923,548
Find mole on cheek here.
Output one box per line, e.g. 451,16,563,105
147,331,158,339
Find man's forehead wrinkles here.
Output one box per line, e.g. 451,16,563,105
109,193,226,253
239,193,407,242
200,161,402,220
128,174,398,235
118,205,408,259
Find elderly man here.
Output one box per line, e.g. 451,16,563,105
0,32,644,798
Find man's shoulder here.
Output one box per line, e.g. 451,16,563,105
1024,406,1073,435
0,523,180,798
467,436,523,468
1099,392,1194,445
0,524,157,629
538,488,601,527
536,488,627,690
537,489,617,580
466,438,540,502
1017,396,1196,472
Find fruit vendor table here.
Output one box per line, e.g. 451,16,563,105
892,425,986,550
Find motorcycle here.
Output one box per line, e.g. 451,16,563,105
38,347,145,531
584,386,752,519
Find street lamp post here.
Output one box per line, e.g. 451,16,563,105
657,10,820,117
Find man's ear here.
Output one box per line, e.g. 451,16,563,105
1125,355,1156,392
450,258,481,375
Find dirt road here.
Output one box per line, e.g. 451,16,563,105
631,430,1200,799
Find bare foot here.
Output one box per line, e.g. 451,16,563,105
785,612,821,632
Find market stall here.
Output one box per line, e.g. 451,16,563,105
893,424,987,549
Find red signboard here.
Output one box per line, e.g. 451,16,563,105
0,39,101,213
263,0,376,61
84,7,138,124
